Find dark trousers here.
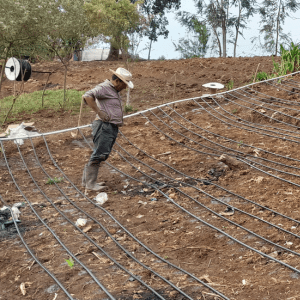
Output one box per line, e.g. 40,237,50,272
89,120,118,165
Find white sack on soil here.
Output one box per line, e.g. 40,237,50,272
6,123,38,145
11,206,21,220
95,192,108,205
75,218,87,227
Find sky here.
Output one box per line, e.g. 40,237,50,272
93,0,300,60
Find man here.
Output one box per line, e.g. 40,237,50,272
82,67,134,191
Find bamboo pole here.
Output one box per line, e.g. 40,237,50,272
253,63,260,83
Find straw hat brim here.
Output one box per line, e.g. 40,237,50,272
110,69,134,89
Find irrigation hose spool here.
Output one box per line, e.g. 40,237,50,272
202,82,224,96
5,57,32,82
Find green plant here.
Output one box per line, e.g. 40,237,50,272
238,140,243,147
46,177,64,185
256,72,268,81
0,89,84,125
272,42,300,77
232,109,237,114
164,256,168,259
65,258,74,269
226,79,234,90
124,105,138,113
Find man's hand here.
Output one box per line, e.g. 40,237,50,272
83,95,110,122
97,110,110,122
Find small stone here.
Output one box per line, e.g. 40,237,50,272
46,284,60,294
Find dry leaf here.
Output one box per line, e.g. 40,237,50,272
20,282,32,296
169,193,176,199
83,225,92,233
20,283,26,295
219,211,234,216
199,274,213,283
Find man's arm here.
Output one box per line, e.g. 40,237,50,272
83,95,109,122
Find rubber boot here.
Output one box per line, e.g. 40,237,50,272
84,164,107,191
82,164,105,187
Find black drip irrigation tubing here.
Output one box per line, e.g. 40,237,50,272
114,137,300,249
0,140,116,300
77,129,231,299
207,94,300,140
232,88,300,114
148,108,300,183
0,195,74,300
164,104,300,171
193,97,300,144
114,128,300,254
16,139,169,300
281,78,300,89
145,109,300,210
241,86,300,107
41,132,229,299
246,86,300,107
118,129,300,227
226,90,300,128
99,134,300,275
265,80,300,95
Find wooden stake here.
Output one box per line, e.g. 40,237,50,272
73,99,85,138
126,88,130,106
42,72,52,108
172,73,177,110
253,63,260,83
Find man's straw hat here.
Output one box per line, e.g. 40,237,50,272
110,67,134,89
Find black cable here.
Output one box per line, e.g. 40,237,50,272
0,194,74,300
0,140,116,300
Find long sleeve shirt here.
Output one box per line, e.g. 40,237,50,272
83,80,123,126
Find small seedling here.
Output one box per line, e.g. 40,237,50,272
46,177,64,185
256,71,268,81
124,105,138,113
65,258,74,268
232,109,237,114
164,256,168,259
226,79,234,90
238,140,243,147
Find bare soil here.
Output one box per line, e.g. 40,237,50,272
2,56,300,300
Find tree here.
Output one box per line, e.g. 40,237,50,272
39,0,93,102
85,0,142,60
176,0,255,58
138,0,181,59
173,19,210,58
0,0,94,101
255,0,300,55
0,0,44,90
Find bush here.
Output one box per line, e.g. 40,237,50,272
256,72,268,81
273,42,300,76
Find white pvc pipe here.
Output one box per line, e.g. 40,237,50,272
1,70,299,142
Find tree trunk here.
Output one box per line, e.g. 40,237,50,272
107,45,120,61
234,0,241,58
275,0,282,56
213,27,222,57
63,64,67,104
222,21,226,57
148,40,153,60
0,48,9,92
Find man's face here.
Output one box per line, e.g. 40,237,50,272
115,78,127,92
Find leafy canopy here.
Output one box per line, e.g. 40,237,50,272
85,0,142,52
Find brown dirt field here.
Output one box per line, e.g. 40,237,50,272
2,56,300,300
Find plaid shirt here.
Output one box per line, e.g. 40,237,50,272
83,80,123,126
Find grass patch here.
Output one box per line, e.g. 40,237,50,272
0,89,84,125
46,177,64,185
124,104,138,113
